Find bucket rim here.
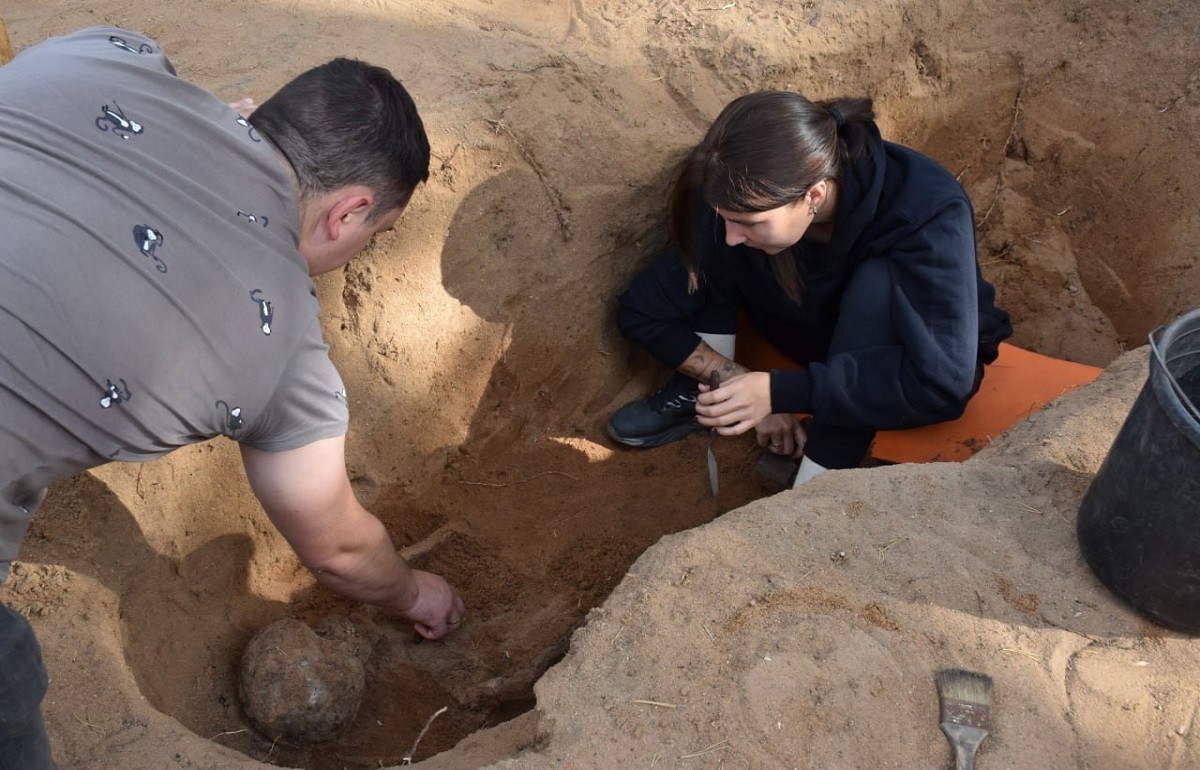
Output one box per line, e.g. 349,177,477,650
1149,308,1200,425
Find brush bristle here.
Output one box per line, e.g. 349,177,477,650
936,668,993,706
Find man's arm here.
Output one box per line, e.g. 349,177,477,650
240,435,464,639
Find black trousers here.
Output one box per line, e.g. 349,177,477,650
0,601,56,769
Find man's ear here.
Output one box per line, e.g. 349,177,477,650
322,190,374,243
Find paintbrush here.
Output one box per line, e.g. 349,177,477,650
936,669,993,770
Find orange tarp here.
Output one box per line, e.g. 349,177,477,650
734,320,1102,464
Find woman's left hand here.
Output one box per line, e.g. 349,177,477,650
755,414,808,459
696,371,772,435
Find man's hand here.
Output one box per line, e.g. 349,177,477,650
696,370,772,435
401,570,466,639
240,436,465,640
755,413,808,459
227,97,258,118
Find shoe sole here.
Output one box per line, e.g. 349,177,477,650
607,419,705,448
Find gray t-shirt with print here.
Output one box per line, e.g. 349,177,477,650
0,27,350,580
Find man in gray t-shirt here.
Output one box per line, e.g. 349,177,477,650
1,27,464,767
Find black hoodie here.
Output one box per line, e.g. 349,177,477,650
617,123,1013,432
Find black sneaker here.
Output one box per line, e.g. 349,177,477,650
608,372,705,447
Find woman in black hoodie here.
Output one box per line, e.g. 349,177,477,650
609,91,1013,485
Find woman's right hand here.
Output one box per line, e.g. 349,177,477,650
755,414,807,459
696,370,772,435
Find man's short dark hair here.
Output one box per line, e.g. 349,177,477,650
249,58,430,220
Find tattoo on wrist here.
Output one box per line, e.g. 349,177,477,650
681,355,749,382
720,360,746,377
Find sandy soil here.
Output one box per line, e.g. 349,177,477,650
2,0,1199,767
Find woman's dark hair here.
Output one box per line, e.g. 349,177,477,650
667,91,874,298
249,58,430,221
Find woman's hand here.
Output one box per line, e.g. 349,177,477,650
755,414,808,459
696,371,772,435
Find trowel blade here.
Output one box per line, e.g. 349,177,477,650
705,371,721,498
706,434,719,498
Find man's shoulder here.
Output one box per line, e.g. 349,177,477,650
7,26,174,77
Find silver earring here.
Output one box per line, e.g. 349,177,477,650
810,205,819,216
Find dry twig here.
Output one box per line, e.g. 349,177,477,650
211,728,248,740
1158,92,1189,113
980,83,1028,230
873,536,908,552
487,55,569,74
483,112,573,240
1005,496,1042,515
432,143,461,171
1001,84,1027,158
74,712,105,734
1001,646,1041,662
680,739,730,759
402,705,449,765
457,470,580,487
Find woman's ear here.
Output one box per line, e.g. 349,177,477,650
807,179,830,211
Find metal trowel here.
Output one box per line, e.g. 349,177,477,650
706,371,720,497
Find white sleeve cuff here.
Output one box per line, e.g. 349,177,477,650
696,331,736,360
792,456,828,487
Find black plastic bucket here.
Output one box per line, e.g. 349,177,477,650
1077,308,1200,633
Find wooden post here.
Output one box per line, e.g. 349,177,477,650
0,14,14,65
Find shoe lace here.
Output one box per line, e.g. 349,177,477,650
647,376,699,412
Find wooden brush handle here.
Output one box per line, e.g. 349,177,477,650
941,723,987,770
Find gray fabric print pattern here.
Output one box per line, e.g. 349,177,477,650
237,210,269,227
95,102,143,139
250,290,274,335
235,116,262,143
132,224,167,272
99,379,132,409
215,400,245,436
107,34,154,55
